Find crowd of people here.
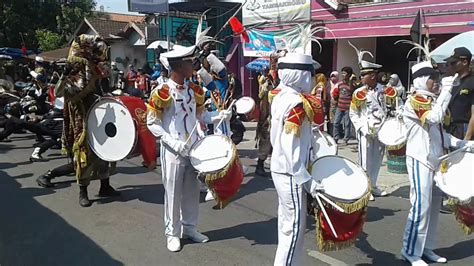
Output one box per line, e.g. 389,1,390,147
1,31,473,266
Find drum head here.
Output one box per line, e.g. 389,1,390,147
235,97,255,114
311,156,369,202
87,98,136,162
378,118,407,147
189,135,234,173
435,151,474,202
313,130,337,158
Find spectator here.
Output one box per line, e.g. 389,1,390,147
311,73,328,130
134,68,149,98
156,68,169,85
328,71,339,135
109,62,120,89
446,47,474,140
332,66,354,145
151,63,162,80
388,73,406,102
126,64,137,90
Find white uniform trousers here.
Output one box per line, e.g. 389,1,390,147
160,143,200,237
357,132,385,186
272,172,307,266
402,157,442,257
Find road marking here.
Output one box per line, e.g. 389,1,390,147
307,249,348,266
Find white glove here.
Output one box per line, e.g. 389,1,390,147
219,110,232,121
466,141,474,153
440,74,460,93
207,54,226,74
197,68,213,86
305,179,324,199
161,134,188,156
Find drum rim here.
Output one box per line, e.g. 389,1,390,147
310,155,370,202
86,96,137,162
312,131,338,156
189,134,236,173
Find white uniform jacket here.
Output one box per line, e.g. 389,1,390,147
270,85,313,185
403,90,466,170
350,83,388,136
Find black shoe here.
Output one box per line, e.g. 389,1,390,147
440,204,453,214
36,171,54,188
79,186,92,207
255,166,270,177
98,179,121,197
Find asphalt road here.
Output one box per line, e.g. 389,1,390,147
1,124,472,265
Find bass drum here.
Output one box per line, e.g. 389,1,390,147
86,97,136,162
312,129,337,159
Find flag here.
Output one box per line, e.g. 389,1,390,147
229,17,250,43
410,9,423,44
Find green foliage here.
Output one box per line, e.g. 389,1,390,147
35,29,63,52
0,0,96,49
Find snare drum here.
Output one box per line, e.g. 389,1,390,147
310,155,371,251
87,96,156,165
378,117,408,174
189,135,244,209
235,96,259,121
435,150,474,234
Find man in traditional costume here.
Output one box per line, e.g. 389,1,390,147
270,52,325,265
146,44,232,252
348,42,390,200
398,40,474,266
57,34,120,207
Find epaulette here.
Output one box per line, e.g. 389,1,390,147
410,94,432,125
384,86,397,106
146,84,172,118
268,88,281,104
301,93,324,125
188,82,205,108
351,88,367,109
284,103,305,136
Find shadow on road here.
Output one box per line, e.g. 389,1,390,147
101,183,165,205
355,232,406,266
234,175,274,202
203,217,278,246
436,238,474,261
391,185,410,199
0,169,123,266
366,206,400,222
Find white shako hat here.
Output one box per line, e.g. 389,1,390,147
159,45,196,71
35,56,44,63
277,53,317,75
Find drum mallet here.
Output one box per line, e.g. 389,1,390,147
438,146,468,162
315,194,338,238
317,192,345,213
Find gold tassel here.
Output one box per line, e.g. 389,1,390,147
284,122,301,137
315,210,360,251
447,199,473,235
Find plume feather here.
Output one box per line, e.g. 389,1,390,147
394,38,432,60
348,41,374,64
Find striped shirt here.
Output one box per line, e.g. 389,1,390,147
332,81,353,111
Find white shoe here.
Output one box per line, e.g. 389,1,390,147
183,229,209,243
369,194,375,201
423,249,447,263
372,187,388,197
205,190,214,202
167,236,181,252
401,249,428,266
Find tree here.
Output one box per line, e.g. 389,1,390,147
35,29,63,52
0,0,96,49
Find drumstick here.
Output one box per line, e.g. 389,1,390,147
215,99,236,129
438,146,468,162
185,122,199,144
317,192,345,213
313,126,331,146
315,194,338,238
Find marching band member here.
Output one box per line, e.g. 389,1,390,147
57,35,120,207
398,40,474,266
270,52,324,265
146,45,231,252
348,42,389,200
